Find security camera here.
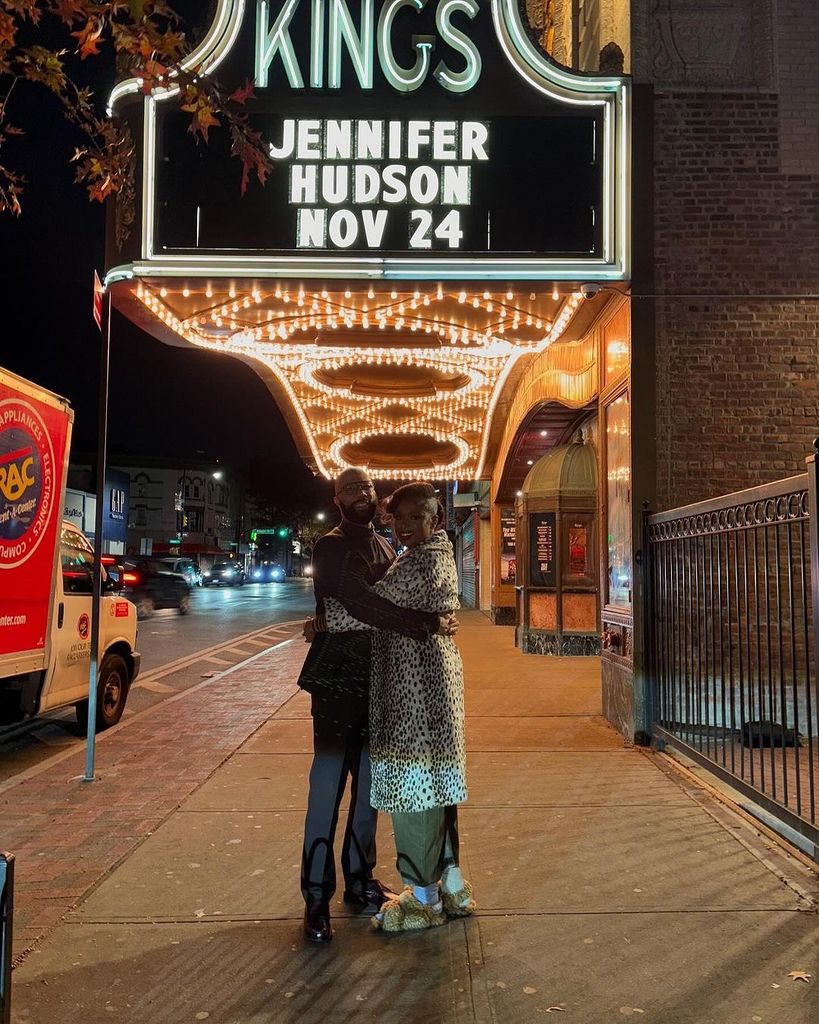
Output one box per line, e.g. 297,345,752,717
580,283,601,299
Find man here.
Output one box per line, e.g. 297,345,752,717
298,467,457,943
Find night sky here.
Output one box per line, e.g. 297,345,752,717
0,7,315,501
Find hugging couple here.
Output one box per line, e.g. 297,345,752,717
298,467,475,942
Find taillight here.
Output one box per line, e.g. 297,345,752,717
101,555,116,566
122,572,140,585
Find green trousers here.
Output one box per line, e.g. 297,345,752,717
391,805,460,887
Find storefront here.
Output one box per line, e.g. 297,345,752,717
105,1,632,730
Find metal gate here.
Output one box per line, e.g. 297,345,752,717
460,513,476,608
645,451,819,851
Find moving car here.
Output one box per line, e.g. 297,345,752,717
159,556,202,587
202,561,246,587
250,562,285,583
121,559,192,619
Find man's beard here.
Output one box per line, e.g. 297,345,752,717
342,498,377,525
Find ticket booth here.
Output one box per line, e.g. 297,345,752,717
515,435,599,655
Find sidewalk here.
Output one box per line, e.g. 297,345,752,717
5,613,818,1023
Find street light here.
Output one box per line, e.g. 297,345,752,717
212,470,223,480
316,512,326,521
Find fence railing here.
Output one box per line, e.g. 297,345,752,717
646,458,818,851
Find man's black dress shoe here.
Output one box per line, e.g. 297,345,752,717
303,901,333,943
342,878,398,913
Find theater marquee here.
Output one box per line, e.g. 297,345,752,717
107,0,630,282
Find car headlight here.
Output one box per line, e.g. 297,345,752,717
203,571,211,577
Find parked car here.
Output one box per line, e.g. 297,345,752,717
202,561,246,587
121,559,192,619
159,556,202,587
250,562,286,583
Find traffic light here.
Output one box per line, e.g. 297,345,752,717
277,526,290,538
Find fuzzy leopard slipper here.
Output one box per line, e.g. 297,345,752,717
372,888,446,933
442,881,476,918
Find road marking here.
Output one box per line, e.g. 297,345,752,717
0,637,300,797
136,679,177,694
132,619,304,687
0,619,305,742
189,656,233,669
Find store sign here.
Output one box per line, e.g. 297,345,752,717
110,488,126,520
112,0,629,280
64,489,86,532
529,510,555,587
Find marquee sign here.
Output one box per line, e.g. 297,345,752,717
108,0,630,282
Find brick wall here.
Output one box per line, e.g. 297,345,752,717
653,92,819,509
777,0,819,177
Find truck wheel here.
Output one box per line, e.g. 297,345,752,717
75,654,130,730
136,594,155,619
178,591,191,615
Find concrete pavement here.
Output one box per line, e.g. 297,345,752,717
4,613,817,1023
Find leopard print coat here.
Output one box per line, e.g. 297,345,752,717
324,530,467,814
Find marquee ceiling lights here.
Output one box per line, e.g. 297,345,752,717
133,281,587,479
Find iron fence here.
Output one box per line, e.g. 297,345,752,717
646,461,818,850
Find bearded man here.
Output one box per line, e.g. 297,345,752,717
298,467,457,943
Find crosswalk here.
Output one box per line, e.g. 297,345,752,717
130,620,303,691
0,621,305,773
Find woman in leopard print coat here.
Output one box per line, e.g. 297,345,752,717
321,482,474,931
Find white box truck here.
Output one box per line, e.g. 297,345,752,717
0,368,140,729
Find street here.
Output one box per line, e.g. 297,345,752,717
0,579,314,785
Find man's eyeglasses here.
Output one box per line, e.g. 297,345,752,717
339,481,375,496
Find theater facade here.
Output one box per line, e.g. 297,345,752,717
104,0,638,739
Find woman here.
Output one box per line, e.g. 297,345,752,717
317,481,475,932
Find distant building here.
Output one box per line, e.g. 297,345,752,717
63,469,131,556
69,457,237,562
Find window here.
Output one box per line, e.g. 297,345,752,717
135,505,147,527
60,530,94,594
605,392,631,608
573,0,601,72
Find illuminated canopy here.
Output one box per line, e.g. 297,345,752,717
106,0,630,480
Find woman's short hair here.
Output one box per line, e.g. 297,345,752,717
384,481,445,524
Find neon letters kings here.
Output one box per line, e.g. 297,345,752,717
256,0,487,251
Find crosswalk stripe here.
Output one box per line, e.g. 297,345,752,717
135,678,177,694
